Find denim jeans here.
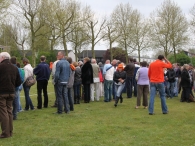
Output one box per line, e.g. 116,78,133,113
56,83,69,113
68,88,74,111
115,83,126,97
73,82,81,97
148,82,168,114
104,80,113,101
17,85,23,112
166,81,175,98
126,76,133,98
13,90,19,119
23,83,34,110
112,82,116,100
173,77,178,96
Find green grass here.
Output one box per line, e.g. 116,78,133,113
1,80,195,146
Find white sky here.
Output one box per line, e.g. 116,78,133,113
79,0,195,53
80,0,193,18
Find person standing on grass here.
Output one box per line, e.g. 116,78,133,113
16,62,25,112
135,61,149,109
51,55,60,107
66,57,75,111
113,63,126,107
148,55,172,115
54,51,70,114
23,58,35,111
33,56,50,109
103,60,115,102
81,57,93,103
0,52,21,138
124,58,135,98
10,57,24,120
90,58,100,101
73,61,81,104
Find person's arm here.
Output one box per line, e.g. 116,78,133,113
135,68,140,81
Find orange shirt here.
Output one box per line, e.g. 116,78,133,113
148,60,172,83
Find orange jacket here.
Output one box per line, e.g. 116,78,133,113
148,60,172,83
70,64,76,71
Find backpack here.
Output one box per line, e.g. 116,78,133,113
67,70,75,88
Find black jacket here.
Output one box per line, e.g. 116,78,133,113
81,61,93,84
166,69,176,83
124,62,135,77
0,59,22,94
180,69,190,88
113,70,126,84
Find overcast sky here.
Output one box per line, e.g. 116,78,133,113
80,0,194,18
78,0,194,53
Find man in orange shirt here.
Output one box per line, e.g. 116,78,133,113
148,55,172,115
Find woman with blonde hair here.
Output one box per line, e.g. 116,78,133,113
180,64,191,102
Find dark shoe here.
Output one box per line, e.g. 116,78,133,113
163,112,168,114
13,117,17,120
149,113,154,115
0,134,10,138
104,100,109,102
120,96,123,103
53,112,62,114
114,96,119,107
51,105,57,108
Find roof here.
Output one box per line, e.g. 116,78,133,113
77,50,106,58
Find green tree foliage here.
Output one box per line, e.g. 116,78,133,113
168,52,190,65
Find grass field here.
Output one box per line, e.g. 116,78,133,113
1,80,195,146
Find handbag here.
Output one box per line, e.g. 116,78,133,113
99,71,104,82
25,76,36,87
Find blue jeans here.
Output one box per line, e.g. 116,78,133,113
23,83,34,110
56,83,69,113
13,90,19,119
104,80,113,101
148,82,168,114
112,82,116,99
166,82,174,98
73,83,81,97
173,77,178,96
126,76,133,98
115,83,126,97
67,88,74,111
17,85,23,112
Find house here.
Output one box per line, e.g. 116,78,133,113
77,50,106,63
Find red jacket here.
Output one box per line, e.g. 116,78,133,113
148,60,172,83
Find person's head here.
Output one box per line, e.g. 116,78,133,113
78,61,83,66
129,58,134,63
83,57,90,64
0,52,11,63
98,62,103,67
91,58,96,64
142,61,147,67
105,60,110,64
158,55,165,60
189,63,193,69
66,57,72,64
57,51,65,60
117,63,124,72
22,57,29,66
10,56,17,64
73,61,78,67
40,55,46,62
183,64,189,70
16,62,21,68
111,59,117,66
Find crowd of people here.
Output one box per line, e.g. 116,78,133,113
0,51,195,138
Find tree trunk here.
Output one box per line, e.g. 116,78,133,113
110,42,113,61
62,34,68,56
